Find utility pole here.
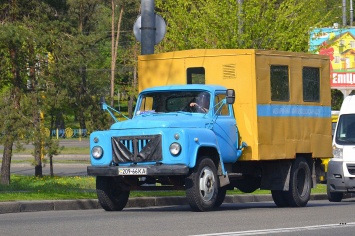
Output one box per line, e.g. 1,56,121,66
141,0,155,55
343,0,347,26
350,0,354,26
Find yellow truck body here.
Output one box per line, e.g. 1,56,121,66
138,49,332,162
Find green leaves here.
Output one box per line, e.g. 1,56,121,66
156,0,340,52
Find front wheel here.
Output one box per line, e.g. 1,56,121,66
186,158,219,212
96,176,130,211
214,186,227,208
327,183,343,202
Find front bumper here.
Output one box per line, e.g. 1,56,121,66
87,164,189,176
327,160,355,193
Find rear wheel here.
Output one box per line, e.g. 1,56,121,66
186,158,219,212
271,190,290,207
96,176,130,211
286,157,312,207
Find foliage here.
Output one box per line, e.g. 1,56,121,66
331,89,344,110
156,0,341,52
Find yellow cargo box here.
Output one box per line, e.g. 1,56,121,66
138,49,332,161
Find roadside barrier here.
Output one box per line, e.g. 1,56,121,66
44,128,88,139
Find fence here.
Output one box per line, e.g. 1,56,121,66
44,128,88,139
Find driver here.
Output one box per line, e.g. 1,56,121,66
190,92,210,113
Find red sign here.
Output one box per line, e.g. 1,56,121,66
331,72,355,87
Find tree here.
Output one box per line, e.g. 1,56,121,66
156,0,341,52
0,0,65,181
0,22,32,183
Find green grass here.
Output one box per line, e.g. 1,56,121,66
0,175,97,201
0,175,327,202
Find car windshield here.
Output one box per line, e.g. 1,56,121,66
136,91,211,115
335,114,355,144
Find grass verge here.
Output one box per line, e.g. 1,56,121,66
0,175,327,202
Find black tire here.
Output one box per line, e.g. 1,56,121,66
186,158,219,212
327,183,343,202
96,176,130,211
271,190,290,207
214,186,227,208
285,157,312,207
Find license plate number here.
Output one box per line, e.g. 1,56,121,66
118,168,147,175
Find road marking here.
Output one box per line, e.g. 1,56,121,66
190,222,355,236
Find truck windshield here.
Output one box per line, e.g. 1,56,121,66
335,114,355,144
136,91,210,114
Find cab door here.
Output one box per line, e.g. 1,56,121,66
212,92,240,163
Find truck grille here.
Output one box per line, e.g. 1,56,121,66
111,135,162,163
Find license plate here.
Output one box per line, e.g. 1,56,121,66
118,167,147,175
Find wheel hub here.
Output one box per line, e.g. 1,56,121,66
199,167,215,201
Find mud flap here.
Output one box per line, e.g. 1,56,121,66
219,174,230,187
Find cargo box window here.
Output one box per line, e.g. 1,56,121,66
187,67,205,84
302,67,320,102
270,65,289,101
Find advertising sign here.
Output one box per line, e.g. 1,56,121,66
310,27,355,89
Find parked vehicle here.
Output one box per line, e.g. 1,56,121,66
319,110,340,183
332,110,340,136
88,49,332,211
327,95,355,202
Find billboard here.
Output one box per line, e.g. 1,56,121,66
310,27,355,89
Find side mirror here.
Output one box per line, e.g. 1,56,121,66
226,89,235,104
100,96,106,110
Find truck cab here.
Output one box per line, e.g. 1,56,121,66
88,85,242,211
327,95,355,202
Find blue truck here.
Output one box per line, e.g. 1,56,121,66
88,85,244,211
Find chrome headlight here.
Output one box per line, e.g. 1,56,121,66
333,146,343,159
169,142,181,156
92,146,103,159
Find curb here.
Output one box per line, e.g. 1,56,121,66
0,194,329,214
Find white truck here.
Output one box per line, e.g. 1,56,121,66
327,94,355,201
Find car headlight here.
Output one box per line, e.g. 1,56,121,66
169,142,181,156
92,146,103,159
333,146,343,159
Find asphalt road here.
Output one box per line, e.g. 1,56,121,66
1,199,355,236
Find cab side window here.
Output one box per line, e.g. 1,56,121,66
214,94,229,116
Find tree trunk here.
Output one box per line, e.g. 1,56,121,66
129,44,138,118
49,155,54,177
32,103,43,177
110,2,124,106
29,43,43,177
0,139,14,185
78,66,87,132
34,140,43,177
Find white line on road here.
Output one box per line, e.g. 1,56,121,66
190,222,355,236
